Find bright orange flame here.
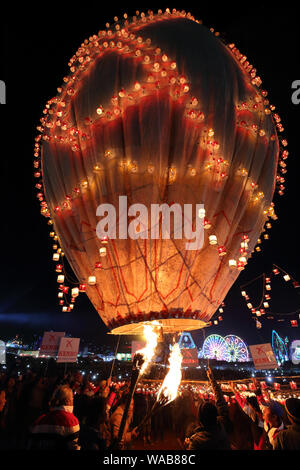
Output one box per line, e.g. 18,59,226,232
136,323,159,375
157,342,183,404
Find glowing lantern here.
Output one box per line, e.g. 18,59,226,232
229,259,237,268
99,247,107,257
283,274,290,282
209,235,217,245
57,275,64,284
37,11,282,335
53,253,60,261
88,276,97,286
204,219,211,229
218,246,226,256
71,287,79,298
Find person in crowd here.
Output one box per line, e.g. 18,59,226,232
28,384,80,450
26,375,49,425
184,367,232,450
229,381,265,449
1,376,18,448
272,397,300,450
108,390,138,450
0,387,7,450
79,396,110,450
95,377,111,399
175,388,198,445
227,398,254,450
231,380,285,449
0,387,6,414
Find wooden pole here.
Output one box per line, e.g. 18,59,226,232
109,335,121,380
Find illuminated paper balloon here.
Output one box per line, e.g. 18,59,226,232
36,9,285,334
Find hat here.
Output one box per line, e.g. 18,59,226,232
263,400,285,419
285,398,300,424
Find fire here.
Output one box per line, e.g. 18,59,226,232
136,323,159,375
157,342,183,405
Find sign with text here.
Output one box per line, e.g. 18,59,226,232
0,340,6,364
249,343,278,370
56,337,80,363
181,348,199,366
39,332,65,357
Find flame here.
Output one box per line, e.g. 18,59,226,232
136,323,159,375
157,342,183,405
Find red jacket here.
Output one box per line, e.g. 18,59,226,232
29,406,80,450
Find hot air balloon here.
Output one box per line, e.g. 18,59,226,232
35,8,287,335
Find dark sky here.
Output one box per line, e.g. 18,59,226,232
0,1,299,350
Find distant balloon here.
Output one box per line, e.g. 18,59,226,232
36,9,285,334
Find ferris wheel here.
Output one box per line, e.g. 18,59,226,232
202,335,231,361
224,335,250,362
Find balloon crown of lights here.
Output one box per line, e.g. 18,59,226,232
33,8,288,331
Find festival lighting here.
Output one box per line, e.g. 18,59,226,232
224,335,250,362
202,335,231,361
272,330,289,365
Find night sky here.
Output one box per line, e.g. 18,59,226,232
1,1,299,351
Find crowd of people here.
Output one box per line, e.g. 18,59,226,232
0,362,300,451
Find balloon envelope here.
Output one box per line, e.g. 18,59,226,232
39,11,279,334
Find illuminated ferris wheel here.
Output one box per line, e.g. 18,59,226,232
202,335,231,361
224,335,250,362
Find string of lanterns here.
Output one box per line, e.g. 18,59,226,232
240,264,300,328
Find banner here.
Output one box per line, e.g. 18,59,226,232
249,343,278,370
181,348,199,366
39,332,65,357
0,340,6,364
56,337,80,363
